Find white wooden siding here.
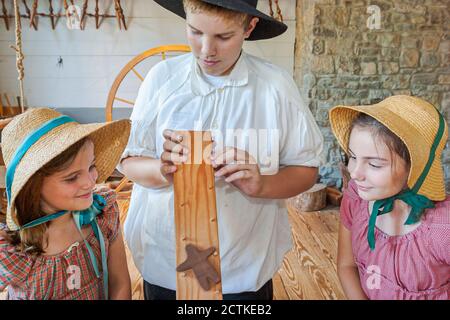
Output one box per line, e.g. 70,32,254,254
0,0,296,111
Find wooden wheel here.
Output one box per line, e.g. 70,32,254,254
105,44,191,194
105,44,191,122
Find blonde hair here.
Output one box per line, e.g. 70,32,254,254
183,0,253,29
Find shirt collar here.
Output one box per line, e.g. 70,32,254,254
190,51,249,96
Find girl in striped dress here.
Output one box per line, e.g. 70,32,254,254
0,108,131,299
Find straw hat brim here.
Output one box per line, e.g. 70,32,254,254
329,99,447,202
5,119,130,231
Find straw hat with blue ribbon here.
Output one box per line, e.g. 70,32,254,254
1,108,130,299
329,95,448,251
2,107,130,231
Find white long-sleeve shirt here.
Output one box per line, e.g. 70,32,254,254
119,51,324,293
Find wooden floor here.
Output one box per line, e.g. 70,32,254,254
274,205,345,299
118,199,145,300
117,199,346,300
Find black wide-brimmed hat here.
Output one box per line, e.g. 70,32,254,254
154,0,288,40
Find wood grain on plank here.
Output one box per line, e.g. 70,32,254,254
173,131,222,300
272,272,289,300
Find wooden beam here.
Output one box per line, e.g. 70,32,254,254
173,131,222,300
131,68,144,82
114,97,134,106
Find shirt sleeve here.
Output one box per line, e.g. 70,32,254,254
435,226,450,265
117,61,168,172
427,198,450,265
278,93,324,167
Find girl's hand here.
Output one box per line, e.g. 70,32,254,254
211,147,264,198
160,129,189,184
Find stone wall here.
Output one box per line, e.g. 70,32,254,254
294,0,450,190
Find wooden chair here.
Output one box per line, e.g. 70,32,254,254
105,45,191,199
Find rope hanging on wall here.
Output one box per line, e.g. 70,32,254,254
9,0,25,113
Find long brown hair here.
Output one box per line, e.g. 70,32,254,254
3,138,89,255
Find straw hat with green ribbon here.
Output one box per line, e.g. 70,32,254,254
329,95,448,250
2,108,131,231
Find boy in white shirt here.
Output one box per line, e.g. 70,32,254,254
119,0,324,300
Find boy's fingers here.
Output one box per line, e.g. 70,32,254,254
163,139,189,155
212,147,236,165
161,163,177,175
212,147,253,165
224,170,249,183
163,129,183,143
161,151,187,164
215,164,252,177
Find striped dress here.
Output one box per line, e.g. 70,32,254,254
0,189,120,300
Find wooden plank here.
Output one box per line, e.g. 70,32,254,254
301,214,338,266
117,197,144,300
282,208,346,300
173,131,222,300
279,250,332,300
287,212,331,267
124,237,144,300
277,253,307,299
279,226,344,299
315,232,339,268
316,210,340,233
301,212,335,234
272,272,289,300
320,266,346,300
290,222,329,269
307,264,340,300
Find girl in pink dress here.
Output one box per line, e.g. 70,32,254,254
329,95,449,299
